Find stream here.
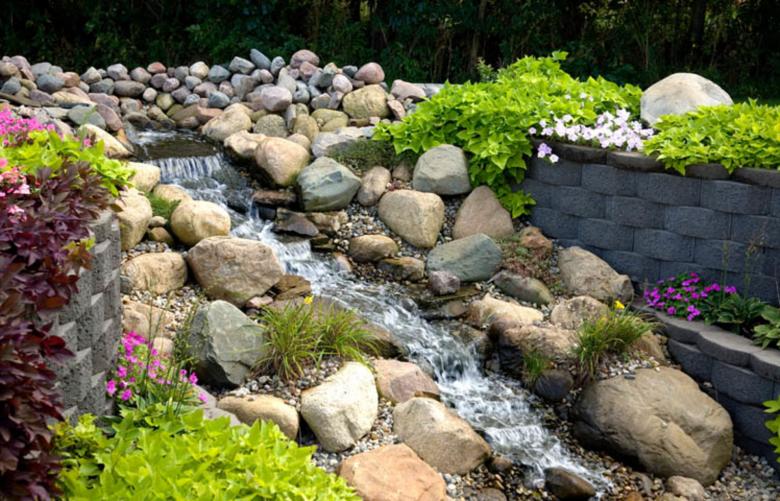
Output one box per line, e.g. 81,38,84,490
133,130,608,490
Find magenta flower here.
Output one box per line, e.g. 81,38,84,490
117,365,127,378
120,389,132,401
198,393,208,404
188,373,198,385
106,380,117,396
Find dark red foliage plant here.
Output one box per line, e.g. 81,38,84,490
0,160,111,499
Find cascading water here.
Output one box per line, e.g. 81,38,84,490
139,132,608,490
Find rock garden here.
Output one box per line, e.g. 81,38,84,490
1,46,780,501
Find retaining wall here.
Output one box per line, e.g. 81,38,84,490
43,210,123,418
519,145,780,305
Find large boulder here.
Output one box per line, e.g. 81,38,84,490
492,270,553,305
260,86,293,112
121,252,187,294
187,236,283,306
467,294,543,327
393,397,490,474
188,300,266,388
224,130,267,161
80,124,132,158
641,73,733,126
348,235,398,263
574,367,733,485
357,166,391,206
217,395,299,438
202,108,252,142
374,359,439,404
497,324,578,372
254,137,310,187
128,162,161,193
550,296,609,330
452,186,513,239
152,183,192,205
300,362,378,452
426,233,502,282
558,246,634,303
122,300,176,339
170,200,231,246
115,188,152,250
412,144,471,195
296,157,360,211
338,444,447,501
377,190,444,248
342,84,389,119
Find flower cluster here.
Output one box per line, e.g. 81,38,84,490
0,108,53,146
644,272,737,321
107,331,205,410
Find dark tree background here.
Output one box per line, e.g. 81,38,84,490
2,0,778,97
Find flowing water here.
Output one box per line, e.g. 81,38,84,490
135,130,608,490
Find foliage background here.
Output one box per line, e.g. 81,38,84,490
1,0,778,98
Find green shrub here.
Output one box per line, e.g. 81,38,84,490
147,192,180,221
765,397,780,465
53,408,359,500
574,306,657,379
707,294,767,336
753,307,780,349
644,101,780,174
374,53,641,216
254,298,378,381
522,349,551,386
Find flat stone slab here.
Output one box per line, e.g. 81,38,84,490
750,349,780,382
697,329,762,367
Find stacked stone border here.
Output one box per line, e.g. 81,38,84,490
519,144,780,305
634,303,780,470
43,210,122,418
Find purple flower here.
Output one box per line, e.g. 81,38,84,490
537,142,552,158
188,372,198,385
725,285,737,294
106,380,117,396
667,306,677,315
117,365,127,378
198,393,208,404
120,389,132,401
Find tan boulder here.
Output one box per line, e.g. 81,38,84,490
393,397,490,474
467,295,543,327
518,226,553,257
498,324,578,363
254,136,310,187
121,252,187,294
217,394,299,438
558,246,634,303
202,107,252,142
550,296,609,330
152,183,193,205
377,190,444,248
80,123,132,158
170,200,231,246
452,186,514,240
357,166,391,207
115,188,152,251
348,235,399,263
342,84,389,119
122,300,176,338
128,162,161,192
224,130,267,161
338,444,447,501
374,359,439,404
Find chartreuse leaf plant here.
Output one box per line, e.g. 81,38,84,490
374,52,641,216
53,408,359,500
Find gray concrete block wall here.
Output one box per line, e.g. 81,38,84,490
49,210,121,418
520,155,780,303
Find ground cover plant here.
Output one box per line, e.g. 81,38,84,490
374,53,642,216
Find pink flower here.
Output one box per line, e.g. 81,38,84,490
198,393,208,404
106,380,117,396
117,365,128,378
188,372,198,385
120,389,132,401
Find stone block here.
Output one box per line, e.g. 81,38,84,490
92,317,121,374
549,142,607,164
636,173,701,205
657,262,712,284
520,179,555,208
579,219,634,251
667,338,712,381
717,393,776,444
553,186,606,218
660,314,706,344
526,157,582,186
581,163,636,196
693,239,764,273
772,190,780,218
54,348,93,408
731,215,780,249
59,269,93,323
599,250,659,283
697,328,762,366
83,371,111,416
103,269,122,320
90,239,113,293
700,180,771,215
89,210,116,243
664,206,731,240
529,207,580,239
607,196,665,229
634,228,695,261
711,360,775,405
77,292,105,350
733,167,780,189
606,151,664,172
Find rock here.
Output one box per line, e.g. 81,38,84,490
67,105,105,128
188,300,266,388
270,56,285,75
254,137,310,187
292,114,319,142
290,49,319,68
533,369,574,402
517,226,553,257
121,252,187,294
498,324,578,370
95,103,122,131
271,274,312,301
492,270,553,305
260,86,293,112
224,130,267,160
113,80,146,98
147,227,174,245
348,235,398,263
452,186,513,239
310,129,362,157
207,90,230,109
202,107,252,141
377,190,444,248
374,359,439,404
550,296,609,330
558,246,634,303
273,208,319,237
633,332,667,361
115,188,152,250
392,164,412,182
426,233,502,282
412,144,471,195
428,270,460,296
338,444,447,501
36,74,64,93
311,108,349,131
393,397,490,474
286,133,310,152
106,63,128,80
390,80,426,101
228,56,255,75
122,300,176,339
300,362,378,452
152,337,174,357
297,157,361,211
152,183,193,205
217,395,298,438
129,67,151,83
342,84,389,119
253,113,287,137
169,201,230,247
250,49,271,70
128,162,161,192
467,294,543,327
357,166,391,206
573,367,733,485
187,236,283,306
666,476,706,501
641,73,733,126
354,62,385,84
145,61,166,74
544,467,596,500
378,257,425,282
207,65,230,83
331,74,353,94
79,123,132,158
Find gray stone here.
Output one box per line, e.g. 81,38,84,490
270,56,285,76
253,114,288,137
250,49,271,70
188,300,266,388
534,370,574,403
413,144,471,195
297,157,361,212
310,129,363,157
207,91,230,109
1,77,21,95
429,270,460,296
427,233,502,282
207,65,230,83
80,67,102,84
697,328,762,367
492,270,553,305
106,63,128,80
261,86,293,112
229,56,255,74
641,73,733,126
129,67,151,84
36,74,64,93
113,80,145,98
